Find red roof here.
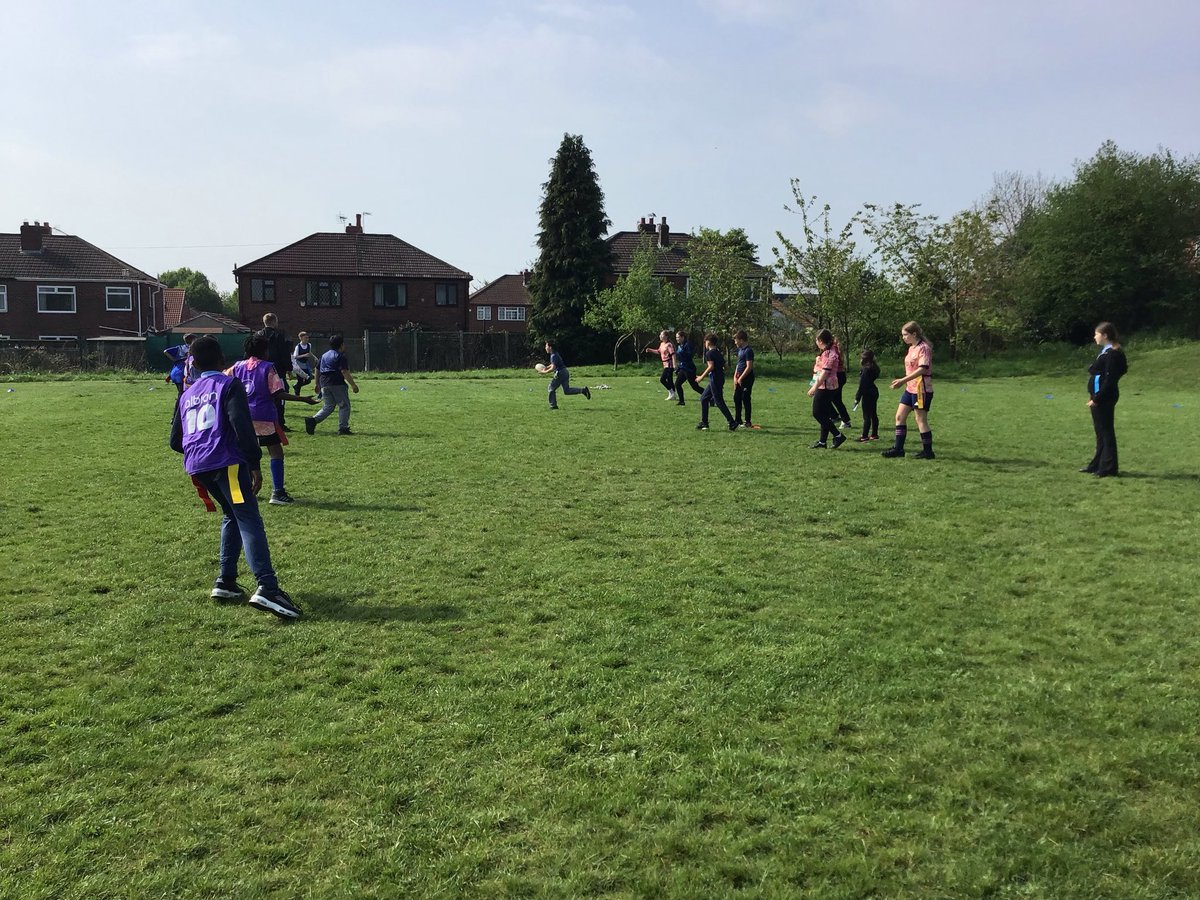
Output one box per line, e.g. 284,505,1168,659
234,232,471,280
0,232,157,283
163,288,192,328
469,273,530,306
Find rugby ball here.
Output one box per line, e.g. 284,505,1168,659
535,363,548,374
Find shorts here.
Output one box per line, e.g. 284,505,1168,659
258,431,283,448
900,390,933,411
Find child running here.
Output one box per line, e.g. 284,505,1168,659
543,340,591,409
644,330,677,401
695,333,737,431
163,333,196,395
291,331,317,395
830,335,852,430
854,349,880,442
673,329,703,406
305,334,359,435
881,321,935,459
807,329,847,449
227,332,317,505
169,336,301,619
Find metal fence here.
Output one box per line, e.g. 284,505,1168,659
0,331,537,375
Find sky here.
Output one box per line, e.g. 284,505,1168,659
3,0,1198,293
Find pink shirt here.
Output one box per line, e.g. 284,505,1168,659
815,348,839,390
658,341,675,366
905,341,933,395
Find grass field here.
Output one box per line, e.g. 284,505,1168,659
2,343,1199,898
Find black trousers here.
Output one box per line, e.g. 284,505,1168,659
859,390,879,438
734,371,755,424
831,371,851,424
812,389,842,442
1089,400,1119,475
659,367,674,392
701,381,735,426
674,370,703,403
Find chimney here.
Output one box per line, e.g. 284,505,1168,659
658,216,669,248
521,268,531,286
346,213,364,235
20,221,50,254
638,216,654,235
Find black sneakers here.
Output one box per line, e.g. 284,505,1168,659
728,421,738,431
913,449,936,459
210,579,246,602
696,423,709,430
249,586,302,620
338,427,354,435
583,386,592,400
269,490,295,505
881,447,905,458
304,417,316,435
810,441,827,449
831,434,847,449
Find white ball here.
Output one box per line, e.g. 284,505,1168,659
535,363,548,374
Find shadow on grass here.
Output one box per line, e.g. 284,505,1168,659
955,455,1048,468
305,593,463,623
1114,471,1200,482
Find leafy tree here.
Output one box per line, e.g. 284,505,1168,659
1011,141,1200,339
681,227,769,341
773,183,899,354
527,134,613,357
158,267,224,315
221,289,239,319
585,236,684,369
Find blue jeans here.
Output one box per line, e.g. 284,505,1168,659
193,464,278,591
548,370,584,408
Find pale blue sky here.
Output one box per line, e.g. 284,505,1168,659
4,0,1197,292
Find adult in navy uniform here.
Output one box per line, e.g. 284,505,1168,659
1081,321,1127,479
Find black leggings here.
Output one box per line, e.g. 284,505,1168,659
734,371,755,424
859,390,879,438
659,367,674,392
830,371,851,424
674,370,703,402
812,389,842,442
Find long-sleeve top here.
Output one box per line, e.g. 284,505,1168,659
855,363,880,402
170,373,263,470
1087,345,1127,405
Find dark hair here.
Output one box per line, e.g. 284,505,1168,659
815,328,834,347
704,332,719,345
189,335,223,370
1095,321,1120,344
245,331,270,359
329,333,344,350
860,349,876,364
733,329,748,342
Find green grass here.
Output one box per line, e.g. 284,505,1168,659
2,345,1199,898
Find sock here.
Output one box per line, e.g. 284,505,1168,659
270,458,285,492
894,424,907,450
921,431,933,453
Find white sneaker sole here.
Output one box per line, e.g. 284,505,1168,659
249,594,301,619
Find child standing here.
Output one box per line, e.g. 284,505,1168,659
673,329,703,406
543,340,591,409
854,349,880,442
696,333,737,431
228,332,317,505
305,334,359,435
732,329,756,429
1082,321,1127,478
807,329,847,449
169,336,301,619
830,335,852,430
881,321,934,459
644,330,677,400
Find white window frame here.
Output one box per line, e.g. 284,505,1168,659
0,285,7,313
37,285,76,313
106,286,133,311
498,306,526,321
476,306,491,321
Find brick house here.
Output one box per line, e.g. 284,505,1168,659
0,222,165,340
467,272,531,333
606,215,772,296
233,216,472,339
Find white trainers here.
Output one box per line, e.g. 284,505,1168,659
666,391,677,400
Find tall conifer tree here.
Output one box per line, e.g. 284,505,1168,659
528,134,613,356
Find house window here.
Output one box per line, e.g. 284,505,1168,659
37,285,76,313
373,283,407,308
476,306,491,321
0,285,7,313
436,283,459,306
250,278,276,302
498,306,526,321
106,286,133,311
304,280,341,307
